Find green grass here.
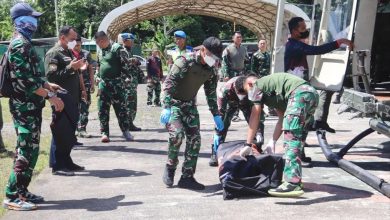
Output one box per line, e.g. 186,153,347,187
0,90,98,216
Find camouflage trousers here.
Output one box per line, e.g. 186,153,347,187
282,84,319,184
6,109,42,198
124,83,137,126
98,79,129,136
146,77,161,105
216,99,265,143
166,100,201,177
77,87,92,132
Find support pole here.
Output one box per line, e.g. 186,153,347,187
271,0,285,74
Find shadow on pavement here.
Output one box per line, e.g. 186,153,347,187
84,145,212,158
276,183,373,205
77,169,151,178
39,195,142,211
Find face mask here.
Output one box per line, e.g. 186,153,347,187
14,16,38,40
67,40,77,50
248,87,256,101
299,30,310,39
204,54,216,67
237,94,246,100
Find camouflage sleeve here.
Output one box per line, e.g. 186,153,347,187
203,69,219,116
220,49,232,78
250,53,259,74
162,58,186,109
115,45,135,80
45,50,74,83
9,39,45,96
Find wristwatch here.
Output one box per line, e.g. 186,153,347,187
45,91,56,99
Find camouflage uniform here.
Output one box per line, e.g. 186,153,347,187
97,43,132,136
76,50,93,132
216,77,264,142
146,55,163,105
123,47,143,126
250,50,271,77
249,73,318,184
163,52,219,177
6,32,46,199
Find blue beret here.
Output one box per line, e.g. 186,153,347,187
121,33,135,40
10,3,42,21
174,30,186,39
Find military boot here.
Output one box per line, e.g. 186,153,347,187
162,164,176,187
177,176,205,190
209,145,218,167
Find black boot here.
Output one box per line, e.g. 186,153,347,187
312,120,336,133
162,165,175,187
209,145,218,167
177,176,205,190
301,147,312,168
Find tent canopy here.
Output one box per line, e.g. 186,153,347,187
98,0,311,43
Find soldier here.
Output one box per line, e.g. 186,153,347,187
3,3,64,211
220,31,249,122
250,39,271,77
45,26,87,176
73,35,95,138
238,73,319,197
120,33,142,131
160,37,224,190
167,30,193,70
209,74,264,166
250,39,277,116
95,31,134,143
220,31,248,81
146,48,163,106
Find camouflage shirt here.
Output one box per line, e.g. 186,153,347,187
217,76,248,115
124,46,142,85
163,52,219,115
97,43,134,82
250,50,270,77
8,32,46,112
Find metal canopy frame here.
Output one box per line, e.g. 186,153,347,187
98,0,311,43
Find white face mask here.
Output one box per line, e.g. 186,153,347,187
248,87,255,101
204,54,216,67
67,40,77,50
237,94,246,100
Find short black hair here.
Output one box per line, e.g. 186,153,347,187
59,26,75,37
288,17,304,33
233,31,242,37
76,34,82,42
94,31,107,40
235,76,247,94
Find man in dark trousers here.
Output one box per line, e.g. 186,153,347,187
146,48,163,106
284,17,353,133
45,26,86,176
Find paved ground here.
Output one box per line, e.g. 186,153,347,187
2,84,389,220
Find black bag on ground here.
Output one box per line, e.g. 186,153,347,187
217,140,284,200
0,50,14,98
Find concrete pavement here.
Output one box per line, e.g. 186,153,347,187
2,84,389,220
